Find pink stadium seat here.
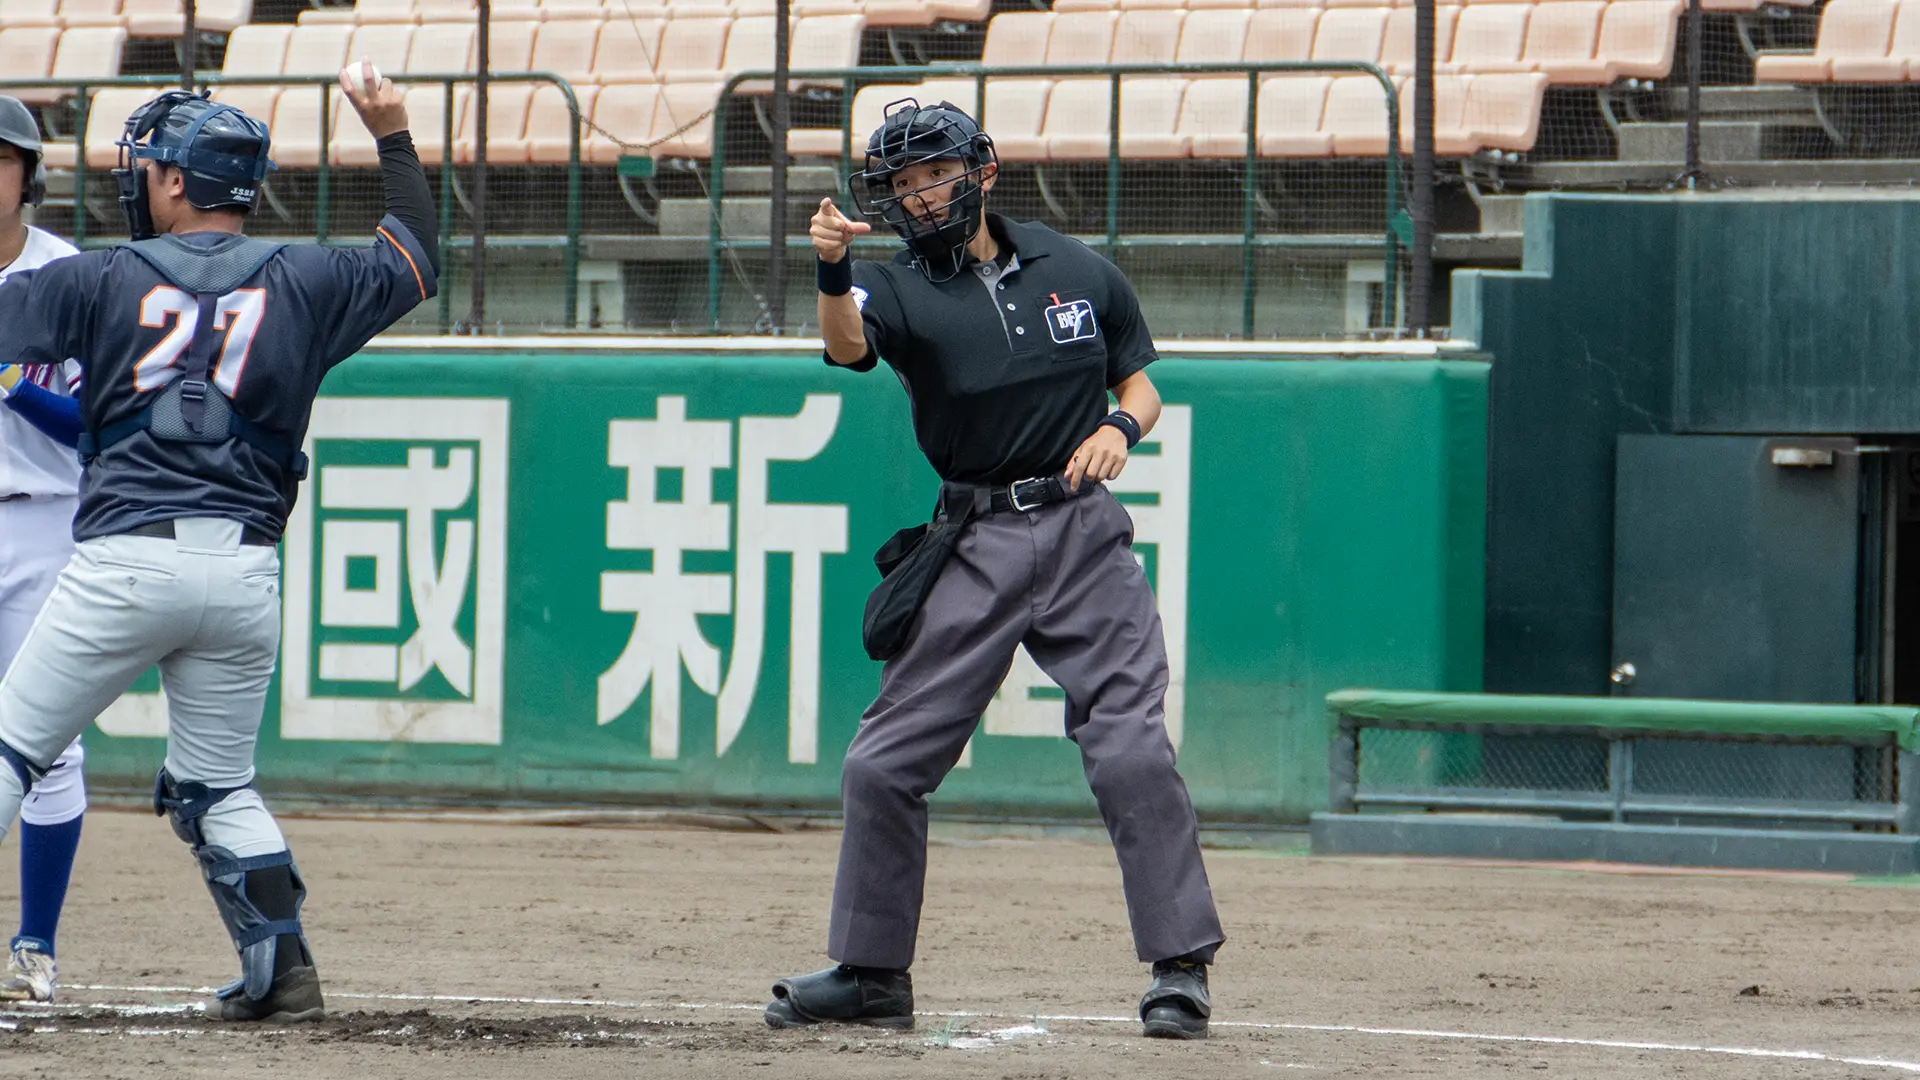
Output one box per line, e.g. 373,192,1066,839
792,0,860,15
977,78,1053,160
26,26,127,106
928,0,990,20
0,0,63,28
1394,71,1471,153
585,83,658,162
0,27,63,90
1179,77,1250,157
346,22,415,78
282,23,355,75
1256,75,1334,157
788,14,866,87
649,80,724,158
787,77,978,156
668,0,731,16
1461,70,1547,151
1322,72,1395,156
1044,10,1119,65
408,20,476,72
1110,9,1185,64
388,85,464,162
1560,0,1680,83
455,83,535,163
981,11,1053,68
1476,1,1603,80
1175,9,1249,64
715,15,777,86
1053,0,1118,10
220,22,292,73
414,0,474,21
529,18,603,84
1311,7,1388,63
1443,2,1529,72
656,14,729,80
1112,76,1190,157
119,0,249,36
58,0,125,30
1034,77,1114,159
268,86,330,167
1756,0,1896,83
1379,4,1457,73
297,0,415,23
590,16,668,81
1850,0,1920,80
860,0,944,28
1244,7,1320,63
526,82,597,162
1249,0,1323,8
486,19,540,70
84,88,158,167
539,0,610,18
329,89,380,163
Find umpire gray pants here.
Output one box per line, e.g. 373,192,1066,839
0,518,288,858
828,484,1224,970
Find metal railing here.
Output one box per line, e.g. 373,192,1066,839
709,60,1404,336
0,72,584,332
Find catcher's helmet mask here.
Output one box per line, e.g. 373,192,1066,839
0,95,47,209
849,98,997,283
115,90,276,241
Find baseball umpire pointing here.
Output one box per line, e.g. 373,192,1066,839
766,99,1224,1039
0,67,435,1022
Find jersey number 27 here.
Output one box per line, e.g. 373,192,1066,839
135,286,268,394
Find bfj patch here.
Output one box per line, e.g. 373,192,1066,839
1046,298,1097,344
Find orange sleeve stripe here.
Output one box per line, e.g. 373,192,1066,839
378,225,428,302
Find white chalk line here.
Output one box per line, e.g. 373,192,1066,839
17,983,1913,1073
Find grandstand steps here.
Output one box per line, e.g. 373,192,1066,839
1617,120,1774,162
657,194,826,237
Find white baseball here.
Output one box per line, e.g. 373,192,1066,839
356,59,381,94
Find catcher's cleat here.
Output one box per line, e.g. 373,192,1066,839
765,964,915,1029
0,937,55,1002
1140,958,1211,1040
213,964,325,1023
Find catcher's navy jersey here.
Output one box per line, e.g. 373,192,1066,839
0,215,434,543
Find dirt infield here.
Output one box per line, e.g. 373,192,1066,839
1,808,1917,1078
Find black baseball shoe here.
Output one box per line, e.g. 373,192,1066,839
1140,958,1211,1040
765,964,915,1029
213,965,326,1023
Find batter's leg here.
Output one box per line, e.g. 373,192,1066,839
154,531,319,1023
1025,492,1224,965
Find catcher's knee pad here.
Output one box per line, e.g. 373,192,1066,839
156,769,312,1002
0,740,46,793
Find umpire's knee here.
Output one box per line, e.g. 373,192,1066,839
841,740,915,806
1084,734,1179,800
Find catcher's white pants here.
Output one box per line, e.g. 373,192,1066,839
0,495,85,826
0,518,285,855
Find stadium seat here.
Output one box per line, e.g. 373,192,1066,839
786,77,978,156
927,0,990,21
1244,8,1320,63
1179,76,1250,157
414,0,475,20
714,15,777,85
1394,71,1471,153
282,23,355,74
1174,9,1249,64
268,85,330,168
525,82,597,162
860,0,940,28
668,0,731,16
328,89,379,163
583,83,660,163
656,14,729,79
1379,4,1457,73
1248,0,1325,8
116,0,249,36
297,0,416,23
529,17,603,84
0,0,62,28
1442,2,1528,72
408,20,477,72
1110,9,1185,65
1063,76,1189,158
537,0,612,18
0,27,63,89
1033,77,1113,159
1311,7,1388,63
346,23,416,78
487,19,540,69
1322,72,1394,156
21,26,127,106
1461,69,1547,151
219,22,291,73
1474,0,1603,81
1053,0,1117,11
393,85,464,161
649,80,724,157
1756,0,1896,83
209,86,284,135
454,83,535,162
788,13,866,86
1256,75,1334,156
976,78,1053,159
1840,0,1920,80
58,0,126,30
83,88,159,167
590,16,668,81
1044,11,1119,65
980,11,1053,68
1562,0,1680,82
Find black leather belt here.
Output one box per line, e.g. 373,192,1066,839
943,476,1087,516
124,520,280,547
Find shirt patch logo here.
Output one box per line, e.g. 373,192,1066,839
1045,298,1097,344
850,285,869,312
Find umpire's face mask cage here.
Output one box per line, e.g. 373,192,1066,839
115,90,276,241
849,99,997,284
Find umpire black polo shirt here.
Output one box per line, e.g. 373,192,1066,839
832,213,1158,486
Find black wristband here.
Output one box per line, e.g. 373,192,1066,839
1100,410,1142,449
817,255,854,296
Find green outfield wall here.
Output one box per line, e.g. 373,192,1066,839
78,347,1487,825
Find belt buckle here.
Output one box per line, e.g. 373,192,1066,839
1008,477,1047,512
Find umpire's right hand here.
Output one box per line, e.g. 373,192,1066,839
811,198,870,264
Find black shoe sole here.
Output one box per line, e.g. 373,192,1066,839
220,1005,326,1024
765,999,915,1031
1143,1016,1209,1040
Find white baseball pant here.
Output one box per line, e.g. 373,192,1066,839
0,495,85,826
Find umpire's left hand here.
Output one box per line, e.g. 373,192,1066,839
338,60,409,140
1065,426,1128,492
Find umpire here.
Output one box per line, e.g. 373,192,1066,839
765,99,1224,1040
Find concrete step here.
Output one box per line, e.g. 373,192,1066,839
1617,121,1778,164
658,196,823,238
1475,194,1527,236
